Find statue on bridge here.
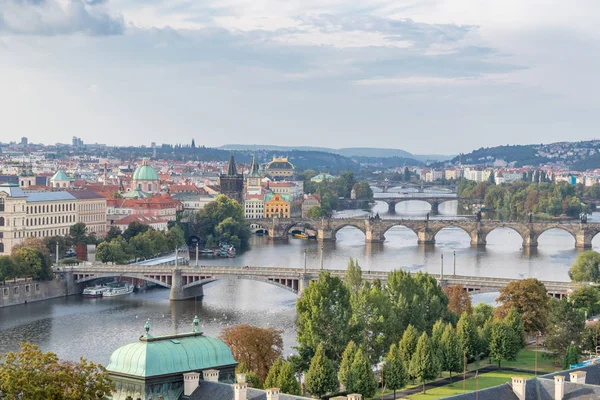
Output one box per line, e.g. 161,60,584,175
426,212,430,221
476,211,482,222
581,213,588,224
528,212,533,224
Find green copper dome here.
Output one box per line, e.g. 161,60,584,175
107,332,237,378
50,170,71,181
132,159,159,181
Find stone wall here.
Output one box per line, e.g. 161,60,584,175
0,273,75,308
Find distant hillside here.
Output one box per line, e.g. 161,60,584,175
221,144,452,162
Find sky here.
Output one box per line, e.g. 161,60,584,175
0,0,599,155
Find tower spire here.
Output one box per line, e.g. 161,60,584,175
227,153,237,176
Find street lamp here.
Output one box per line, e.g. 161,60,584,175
303,249,307,274
320,245,324,270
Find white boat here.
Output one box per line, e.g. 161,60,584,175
82,285,109,298
102,283,134,297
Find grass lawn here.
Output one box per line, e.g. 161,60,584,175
474,349,560,373
405,371,535,400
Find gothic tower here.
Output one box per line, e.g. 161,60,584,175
219,154,244,204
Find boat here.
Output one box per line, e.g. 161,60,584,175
82,285,109,298
294,233,309,239
218,244,236,258
102,283,134,297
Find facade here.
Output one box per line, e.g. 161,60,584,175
68,189,108,238
310,173,335,183
105,194,181,225
244,194,265,219
50,170,73,189
246,155,262,195
113,215,169,232
264,156,294,178
172,192,215,218
219,155,244,204
131,158,160,194
301,194,320,218
264,193,290,218
107,318,237,400
267,181,299,199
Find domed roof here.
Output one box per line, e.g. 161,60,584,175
266,157,294,170
107,327,237,378
50,170,71,181
133,158,159,181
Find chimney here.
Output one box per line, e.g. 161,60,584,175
347,395,362,400
570,370,587,384
234,373,248,400
266,388,280,400
183,372,200,396
202,369,219,382
511,377,526,400
554,375,565,400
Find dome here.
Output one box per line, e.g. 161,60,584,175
133,159,159,181
266,157,294,171
107,332,237,378
50,170,71,181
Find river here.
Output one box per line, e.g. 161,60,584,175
1,189,599,365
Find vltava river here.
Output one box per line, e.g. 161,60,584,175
1,191,597,364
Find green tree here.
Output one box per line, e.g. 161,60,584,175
570,286,600,316
104,226,122,242
12,247,53,280
495,278,550,335
352,182,374,200
188,194,251,250
338,340,357,390
473,303,495,328
0,256,16,282
544,299,586,363
296,272,353,363
398,324,419,370
96,237,131,264
306,206,329,218
503,308,526,348
409,332,440,394
69,222,89,244
304,344,338,398
345,257,363,297
440,324,463,377
347,348,378,398
564,344,579,370
569,251,600,283
276,361,301,395
457,312,478,361
166,225,185,249
122,221,149,241
264,358,282,389
403,167,411,182
335,171,357,198
0,342,113,399
383,344,408,399
489,321,519,368
488,171,496,185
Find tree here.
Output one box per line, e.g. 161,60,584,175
122,221,149,241
383,344,408,399
544,299,585,363
488,171,496,185
495,278,550,335
570,286,600,316
352,182,374,200
440,324,463,377
188,194,251,250
304,344,338,398
0,256,16,282
347,348,378,398
569,251,600,283
264,358,282,389
296,272,352,363
12,247,53,280
409,332,440,394
445,284,473,316
0,342,113,399
220,324,283,382
345,257,363,297
70,222,89,244
104,226,122,242
473,303,495,328
457,312,478,361
96,237,131,264
338,340,357,390
166,225,185,249
564,344,579,370
398,324,419,370
403,167,411,182
335,171,357,198
275,361,301,395
503,308,526,348
489,321,519,368
307,206,329,218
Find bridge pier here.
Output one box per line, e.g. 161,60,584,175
470,230,487,247
575,230,593,249
298,275,311,296
267,228,288,241
417,229,436,245
522,231,538,249
169,269,185,300
430,201,439,215
386,201,397,214
317,228,335,242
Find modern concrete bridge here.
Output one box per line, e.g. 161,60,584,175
248,217,600,249
370,181,457,193
68,265,579,301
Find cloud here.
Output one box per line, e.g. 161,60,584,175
0,0,124,35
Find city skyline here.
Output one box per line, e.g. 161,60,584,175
1,0,599,153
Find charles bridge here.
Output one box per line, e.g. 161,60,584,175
66,265,579,301
249,216,600,249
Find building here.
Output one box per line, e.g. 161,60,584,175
20,137,28,146
131,158,161,194
219,155,244,204
310,173,335,183
68,189,108,238
172,192,216,218
244,194,265,220
246,155,262,195
107,318,238,400
50,170,73,189
0,183,78,254
301,194,320,218
266,181,299,199
105,194,181,225
264,193,290,218
424,169,444,182
113,214,169,232
265,156,295,178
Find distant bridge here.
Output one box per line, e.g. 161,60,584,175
369,181,457,193
371,194,481,214
67,265,579,301
248,217,600,249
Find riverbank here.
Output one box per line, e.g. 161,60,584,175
0,278,68,308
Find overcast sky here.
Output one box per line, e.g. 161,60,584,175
1,0,598,155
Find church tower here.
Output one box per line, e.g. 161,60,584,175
246,154,262,194
219,154,244,204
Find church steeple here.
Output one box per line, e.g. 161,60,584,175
227,154,238,176
249,154,260,177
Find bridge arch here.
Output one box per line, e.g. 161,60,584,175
283,221,319,235
75,273,171,288
431,224,472,240
331,222,367,238
535,226,577,246
380,222,419,238
182,275,299,294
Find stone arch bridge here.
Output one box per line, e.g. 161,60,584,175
371,195,481,214
66,265,579,301
249,217,600,249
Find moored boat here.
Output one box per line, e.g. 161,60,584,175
218,244,236,258
294,233,309,239
82,285,109,298
103,283,134,297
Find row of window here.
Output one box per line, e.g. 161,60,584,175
26,215,75,226
78,203,105,212
2,283,40,296
81,214,104,223
28,203,75,214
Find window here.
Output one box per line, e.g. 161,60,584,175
14,287,18,294
0,217,3,226
0,243,4,253
25,285,30,293
3,288,7,297
0,198,4,212
35,283,40,291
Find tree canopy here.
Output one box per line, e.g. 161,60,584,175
569,251,600,283
495,278,550,334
